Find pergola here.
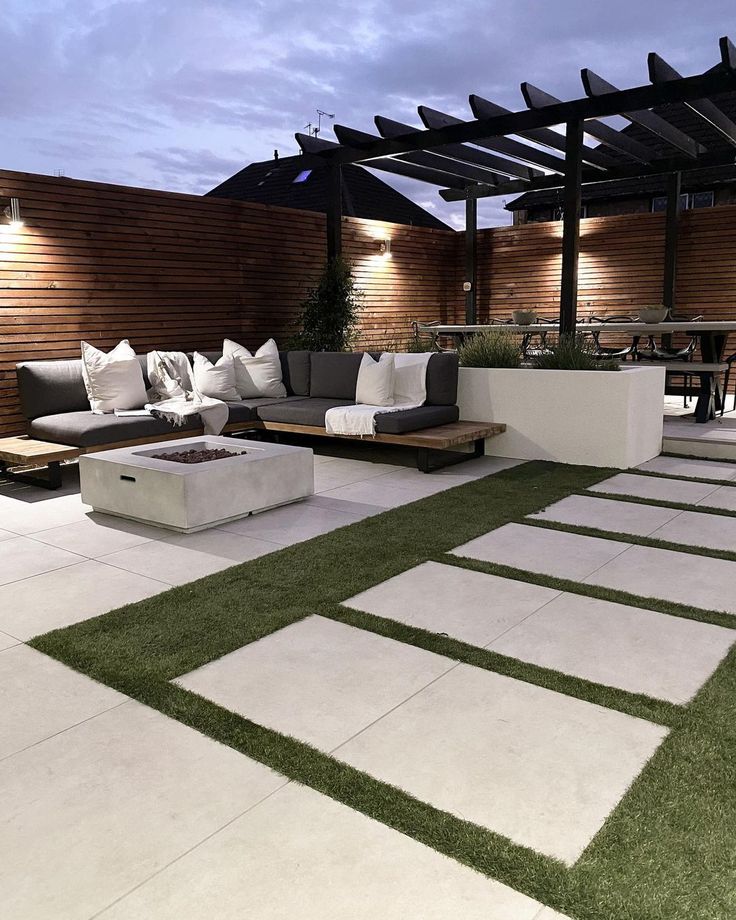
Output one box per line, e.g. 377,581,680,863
296,35,736,333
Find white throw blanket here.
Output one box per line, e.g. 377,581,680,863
145,351,229,435
324,352,432,437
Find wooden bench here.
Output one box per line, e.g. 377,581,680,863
0,437,82,490
0,420,505,488
660,362,729,422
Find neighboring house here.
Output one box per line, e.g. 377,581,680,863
506,92,736,225
206,153,451,230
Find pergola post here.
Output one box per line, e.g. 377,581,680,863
662,170,682,313
559,118,584,335
465,195,478,323
326,164,343,261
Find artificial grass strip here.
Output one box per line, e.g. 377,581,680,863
30,459,736,920
578,486,736,519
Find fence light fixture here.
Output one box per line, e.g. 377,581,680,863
376,238,391,257
2,198,23,231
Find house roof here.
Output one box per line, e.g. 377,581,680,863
506,91,736,211
206,155,451,230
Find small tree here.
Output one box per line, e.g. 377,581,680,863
292,257,363,352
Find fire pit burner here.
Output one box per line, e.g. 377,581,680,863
150,447,242,464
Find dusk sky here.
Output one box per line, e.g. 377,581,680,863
2,1,734,227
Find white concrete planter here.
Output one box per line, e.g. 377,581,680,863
457,365,665,468
80,436,314,532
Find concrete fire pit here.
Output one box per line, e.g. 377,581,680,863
80,436,314,533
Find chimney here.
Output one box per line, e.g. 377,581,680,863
274,149,279,160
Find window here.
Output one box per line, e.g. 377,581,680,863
651,191,714,212
552,205,588,220
293,169,312,184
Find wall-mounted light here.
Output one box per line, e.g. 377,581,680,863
1,198,23,232
376,238,391,257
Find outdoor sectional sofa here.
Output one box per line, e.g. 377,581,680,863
7,349,503,488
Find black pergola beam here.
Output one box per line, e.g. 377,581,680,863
649,53,736,148
521,82,655,163
334,124,502,185
559,119,584,335
375,115,509,183
438,145,736,201
326,164,342,261
419,105,567,174
662,171,682,313
296,133,471,189
581,69,703,157
297,64,736,167
469,94,616,170
465,197,478,324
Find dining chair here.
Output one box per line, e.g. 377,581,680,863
521,316,555,359
588,315,640,361
637,313,703,407
720,351,736,415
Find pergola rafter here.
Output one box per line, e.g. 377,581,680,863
295,35,736,330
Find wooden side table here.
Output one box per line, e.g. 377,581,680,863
0,437,80,490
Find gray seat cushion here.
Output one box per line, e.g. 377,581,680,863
256,398,354,428
426,353,459,406
226,396,304,425
29,412,200,448
374,405,459,434
309,353,364,399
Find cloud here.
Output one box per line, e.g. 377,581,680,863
2,0,734,223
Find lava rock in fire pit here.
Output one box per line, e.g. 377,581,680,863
151,447,242,464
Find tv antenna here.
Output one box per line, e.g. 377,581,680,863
304,109,335,137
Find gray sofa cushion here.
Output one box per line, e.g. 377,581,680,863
29,412,200,448
17,360,90,420
280,350,311,396
374,404,459,435
226,396,303,425
426,353,458,406
309,353,364,399
256,398,354,428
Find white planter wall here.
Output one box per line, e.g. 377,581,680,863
457,365,665,468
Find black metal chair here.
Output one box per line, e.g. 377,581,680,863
411,321,452,352
587,315,640,361
521,316,555,359
637,313,703,407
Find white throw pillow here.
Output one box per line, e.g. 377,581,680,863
192,352,240,402
80,339,147,414
223,338,287,399
356,352,395,407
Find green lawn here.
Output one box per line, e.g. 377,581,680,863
31,460,736,920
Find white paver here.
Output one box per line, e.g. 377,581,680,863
344,561,560,646
0,701,283,920
650,508,736,552
30,514,161,558
0,559,167,640
97,783,564,920
0,528,15,543
220,500,374,545
450,523,631,581
696,485,736,512
529,494,682,536
318,478,437,509
0,630,19,650
314,458,403,491
584,543,736,615
0,491,91,534
0,536,84,587
637,456,736,481
175,615,454,751
99,532,275,585
336,664,667,865
588,472,720,504
490,592,735,703
0,644,127,760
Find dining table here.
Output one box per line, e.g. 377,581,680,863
419,320,736,423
